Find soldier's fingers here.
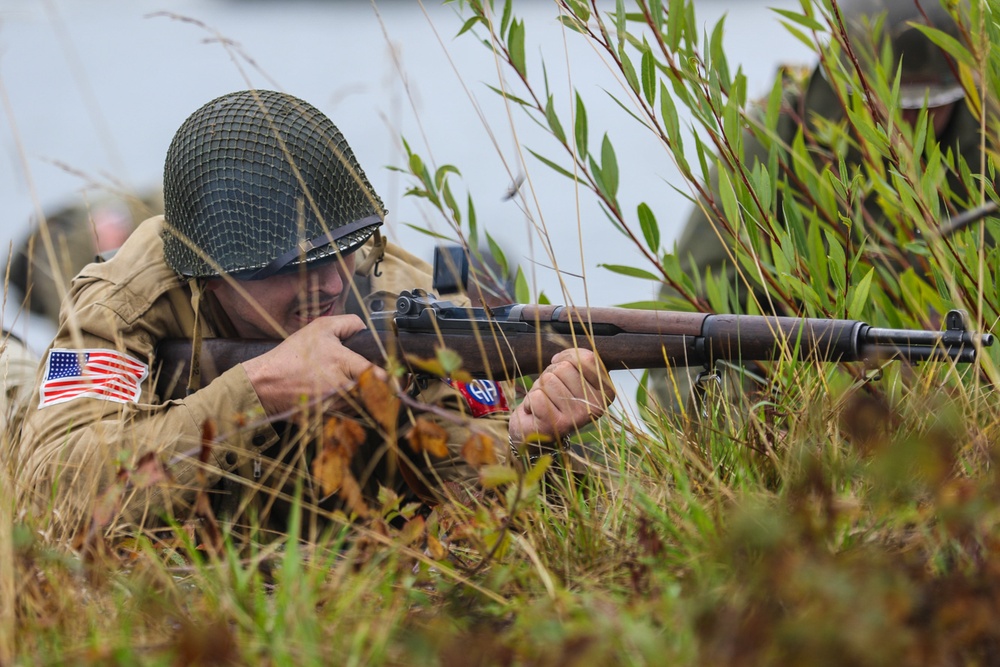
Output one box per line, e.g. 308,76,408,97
541,360,614,411
520,388,562,434
320,314,368,339
549,349,612,391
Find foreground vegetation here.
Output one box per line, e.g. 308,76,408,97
5,0,1000,664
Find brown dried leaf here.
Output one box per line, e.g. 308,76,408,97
461,433,499,468
338,472,370,519
199,419,216,463
397,515,425,546
195,419,217,488
130,452,173,490
193,488,223,557
312,445,346,497
427,534,448,560
357,367,400,432
322,415,366,458
406,418,450,459
406,357,447,378
173,617,238,667
90,478,126,529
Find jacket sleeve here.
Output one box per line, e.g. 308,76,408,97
16,282,280,537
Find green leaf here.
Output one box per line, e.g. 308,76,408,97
557,14,586,33
467,194,478,246
514,265,530,303
601,133,619,198
545,95,567,145
457,16,482,37
500,0,513,39
636,369,650,411
434,164,460,190
666,0,684,51
771,7,825,32
566,0,590,23
435,347,465,375
486,231,509,277
508,18,526,77
847,267,875,319
403,223,453,242
522,455,552,488
442,182,461,224
620,48,640,96
659,81,684,163
479,465,519,489
615,0,626,45
616,300,673,310
527,147,580,182
637,202,660,252
640,43,656,106
716,165,741,229
910,24,976,70
599,264,660,281
648,0,664,29
589,154,608,200
574,92,588,158
485,84,532,107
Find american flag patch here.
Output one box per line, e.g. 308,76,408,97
39,348,148,408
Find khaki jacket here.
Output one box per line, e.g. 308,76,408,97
17,217,509,538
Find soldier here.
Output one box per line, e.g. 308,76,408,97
651,0,983,413
16,90,615,540
7,190,162,323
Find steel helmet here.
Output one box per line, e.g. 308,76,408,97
162,89,385,279
836,0,966,109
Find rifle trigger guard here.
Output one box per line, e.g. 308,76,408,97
693,366,722,419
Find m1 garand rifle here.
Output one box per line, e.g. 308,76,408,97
155,289,994,400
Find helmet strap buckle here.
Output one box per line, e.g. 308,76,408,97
357,229,387,277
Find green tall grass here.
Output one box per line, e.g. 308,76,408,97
5,0,1000,664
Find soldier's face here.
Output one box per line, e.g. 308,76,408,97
209,253,356,338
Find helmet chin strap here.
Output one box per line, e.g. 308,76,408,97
355,229,386,277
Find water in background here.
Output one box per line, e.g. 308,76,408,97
0,0,815,412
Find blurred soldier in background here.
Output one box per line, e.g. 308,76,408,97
6,190,163,322
651,0,984,413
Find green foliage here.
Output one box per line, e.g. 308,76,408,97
8,1,1000,664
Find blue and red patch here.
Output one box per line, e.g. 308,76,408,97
449,379,510,418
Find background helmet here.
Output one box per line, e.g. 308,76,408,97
162,89,385,280
836,0,966,109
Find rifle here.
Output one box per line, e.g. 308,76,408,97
154,290,994,400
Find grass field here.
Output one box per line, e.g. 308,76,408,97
4,0,1000,664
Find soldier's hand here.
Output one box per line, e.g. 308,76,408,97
242,315,387,415
508,349,615,445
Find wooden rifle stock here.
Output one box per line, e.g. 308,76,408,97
154,290,993,400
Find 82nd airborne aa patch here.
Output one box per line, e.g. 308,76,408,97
449,379,510,418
